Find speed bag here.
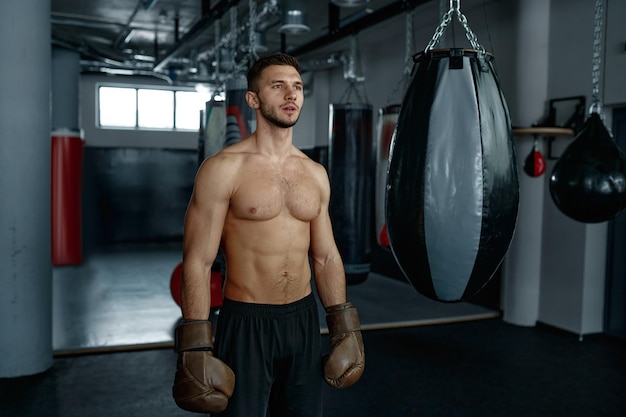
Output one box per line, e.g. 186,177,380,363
550,112,626,223
386,48,519,302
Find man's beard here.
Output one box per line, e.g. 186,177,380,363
260,102,299,129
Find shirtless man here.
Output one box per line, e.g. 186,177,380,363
172,53,365,417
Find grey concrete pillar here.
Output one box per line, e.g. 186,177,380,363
0,0,53,377
501,0,551,327
52,46,80,131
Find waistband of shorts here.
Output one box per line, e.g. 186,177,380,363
222,292,317,318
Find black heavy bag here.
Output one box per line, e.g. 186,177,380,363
386,48,519,302
550,112,626,223
329,103,374,285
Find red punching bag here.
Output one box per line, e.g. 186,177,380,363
524,137,546,177
170,261,224,308
375,104,401,249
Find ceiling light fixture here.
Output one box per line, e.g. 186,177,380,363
278,0,310,35
331,0,371,7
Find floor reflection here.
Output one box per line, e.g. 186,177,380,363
52,243,498,355
53,244,183,354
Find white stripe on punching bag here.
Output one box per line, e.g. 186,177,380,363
424,56,483,301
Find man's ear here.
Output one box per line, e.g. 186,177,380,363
245,91,259,109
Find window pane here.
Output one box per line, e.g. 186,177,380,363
99,87,136,127
175,91,212,130
138,89,174,129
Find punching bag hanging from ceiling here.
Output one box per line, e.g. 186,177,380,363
376,12,415,250
549,0,626,223
329,35,374,285
385,0,519,302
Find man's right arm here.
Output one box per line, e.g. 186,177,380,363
181,155,233,320
173,155,236,414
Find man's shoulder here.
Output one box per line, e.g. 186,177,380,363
197,148,245,182
291,146,322,167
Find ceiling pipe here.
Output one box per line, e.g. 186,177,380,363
51,13,170,34
143,0,160,11
153,0,242,73
52,38,128,65
331,0,370,7
288,0,432,57
195,1,279,64
114,0,146,49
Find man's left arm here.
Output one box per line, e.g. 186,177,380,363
310,166,365,389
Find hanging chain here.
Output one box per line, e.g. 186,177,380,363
424,0,485,55
385,10,415,105
230,7,237,51
403,11,414,78
340,35,368,104
589,0,605,115
214,23,222,84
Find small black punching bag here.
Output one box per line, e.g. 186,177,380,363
550,0,626,222
386,48,519,302
550,112,626,223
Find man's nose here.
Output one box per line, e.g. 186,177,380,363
285,87,297,100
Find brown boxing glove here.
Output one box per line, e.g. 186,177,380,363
173,320,235,413
323,302,365,388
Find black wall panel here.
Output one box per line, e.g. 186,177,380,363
82,147,197,249
605,107,626,339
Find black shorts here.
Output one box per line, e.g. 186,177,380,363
213,293,323,417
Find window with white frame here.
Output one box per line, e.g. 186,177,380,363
98,85,212,131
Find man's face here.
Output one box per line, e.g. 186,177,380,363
252,64,304,129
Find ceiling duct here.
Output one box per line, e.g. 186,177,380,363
278,0,310,35
153,0,241,72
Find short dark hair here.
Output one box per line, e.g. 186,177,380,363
246,53,301,93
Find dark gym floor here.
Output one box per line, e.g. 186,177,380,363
2,244,625,416
2,318,625,417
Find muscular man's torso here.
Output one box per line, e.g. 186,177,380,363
220,147,324,304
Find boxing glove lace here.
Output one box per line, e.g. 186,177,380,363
173,320,235,413
323,302,365,388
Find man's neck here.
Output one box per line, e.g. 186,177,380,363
253,124,294,157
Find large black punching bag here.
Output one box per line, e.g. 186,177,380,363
329,103,374,285
550,112,626,222
386,48,519,302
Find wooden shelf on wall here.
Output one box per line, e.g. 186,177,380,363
512,126,575,136
512,126,576,159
